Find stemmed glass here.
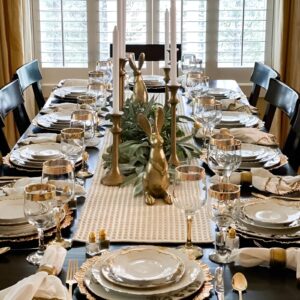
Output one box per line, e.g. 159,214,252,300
223,139,242,182
172,165,207,259
24,183,56,265
87,71,106,108
181,53,197,76
42,159,75,248
186,71,205,100
208,183,240,264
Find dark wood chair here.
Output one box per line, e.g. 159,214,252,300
0,80,31,140
283,100,300,172
14,59,45,110
110,44,182,63
249,62,279,107
0,115,10,156
263,78,299,131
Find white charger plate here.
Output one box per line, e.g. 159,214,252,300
91,246,203,297
243,202,300,226
102,247,184,288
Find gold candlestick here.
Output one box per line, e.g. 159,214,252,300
101,112,124,186
162,67,170,108
168,84,181,167
119,58,128,111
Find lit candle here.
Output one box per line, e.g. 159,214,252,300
113,26,119,113
165,9,169,67
117,0,126,58
170,0,177,85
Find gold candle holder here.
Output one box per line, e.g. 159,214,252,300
162,67,170,108
168,84,181,167
119,58,128,111
101,112,124,186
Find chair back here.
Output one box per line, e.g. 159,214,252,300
0,115,10,156
0,79,31,136
283,100,300,172
15,59,45,110
263,78,299,131
249,62,279,106
110,44,182,62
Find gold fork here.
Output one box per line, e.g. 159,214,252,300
66,259,78,297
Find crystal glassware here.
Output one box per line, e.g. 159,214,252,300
208,183,240,264
24,183,56,265
172,165,207,259
88,71,106,108
186,71,205,100
42,159,75,248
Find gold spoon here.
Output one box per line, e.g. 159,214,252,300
0,247,10,255
232,272,247,300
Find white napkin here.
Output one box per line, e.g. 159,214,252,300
0,271,70,300
2,177,86,197
58,78,88,87
19,133,58,145
40,244,68,275
212,168,300,195
231,247,300,279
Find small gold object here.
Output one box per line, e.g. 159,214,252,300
101,113,124,186
162,67,171,108
137,107,171,205
88,231,96,243
77,151,93,179
240,171,252,185
168,84,181,167
128,53,148,104
37,264,57,275
270,248,286,269
119,58,128,110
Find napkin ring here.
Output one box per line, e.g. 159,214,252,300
37,264,57,275
241,171,252,185
270,248,286,269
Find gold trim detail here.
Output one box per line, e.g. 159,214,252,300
209,183,240,201
240,171,252,185
270,248,286,269
42,159,74,174
24,183,56,201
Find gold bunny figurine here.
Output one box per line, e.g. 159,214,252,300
128,53,148,104
137,107,172,205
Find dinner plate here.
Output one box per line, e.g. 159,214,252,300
91,246,203,297
217,112,259,128
0,199,27,225
129,75,165,88
102,247,185,288
243,202,300,226
207,88,231,96
53,86,87,99
35,115,69,131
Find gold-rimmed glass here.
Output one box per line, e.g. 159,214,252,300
42,159,74,248
24,183,56,265
172,165,207,259
208,183,240,264
88,71,106,108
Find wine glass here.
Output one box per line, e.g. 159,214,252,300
181,53,197,89
88,71,106,108
186,71,205,100
42,159,75,248
172,165,207,259
208,183,240,264
24,183,56,265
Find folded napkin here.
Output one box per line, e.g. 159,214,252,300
0,245,70,300
2,177,86,197
212,168,300,195
18,133,59,145
58,78,88,87
231,247,300,280
222,99,255,114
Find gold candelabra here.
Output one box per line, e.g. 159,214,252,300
101,112,124,186
168,84,181,167
162,67,170,108
119,58,128,111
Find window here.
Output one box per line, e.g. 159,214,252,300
32,0,274,89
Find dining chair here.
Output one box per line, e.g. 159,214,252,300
282,100,300,172
248,62,279,107
0,79,31,139
263,78,299,131
14,59,45,110
0,115,10,156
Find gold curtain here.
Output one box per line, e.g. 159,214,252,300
271,0,300,146
0,0,25,147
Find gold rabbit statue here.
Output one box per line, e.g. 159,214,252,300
137,107,172,205
129,53,148,104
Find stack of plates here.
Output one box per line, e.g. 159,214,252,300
129,75,165,89
41,103,78,114
35,111,72,131
84,246,205,299
53,86,87,100
237,199,300,241
9,143,80,171
217,111,260,128
239,144,281,170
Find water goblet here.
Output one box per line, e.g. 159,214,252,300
42,159,75,248
88,71,106,108
172,165,207,259
24,183,56,265
208,183,240,264
186,71,205,100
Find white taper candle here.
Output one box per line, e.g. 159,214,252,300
117,0,126,58
165,9,170,67
170,0,177,84
113,26,119,113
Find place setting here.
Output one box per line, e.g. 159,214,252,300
216,111,262,129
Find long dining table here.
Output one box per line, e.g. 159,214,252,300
0,79,299,300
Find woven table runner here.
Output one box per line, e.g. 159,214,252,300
74,94,213,243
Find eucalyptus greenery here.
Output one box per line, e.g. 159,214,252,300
102,96,201,195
